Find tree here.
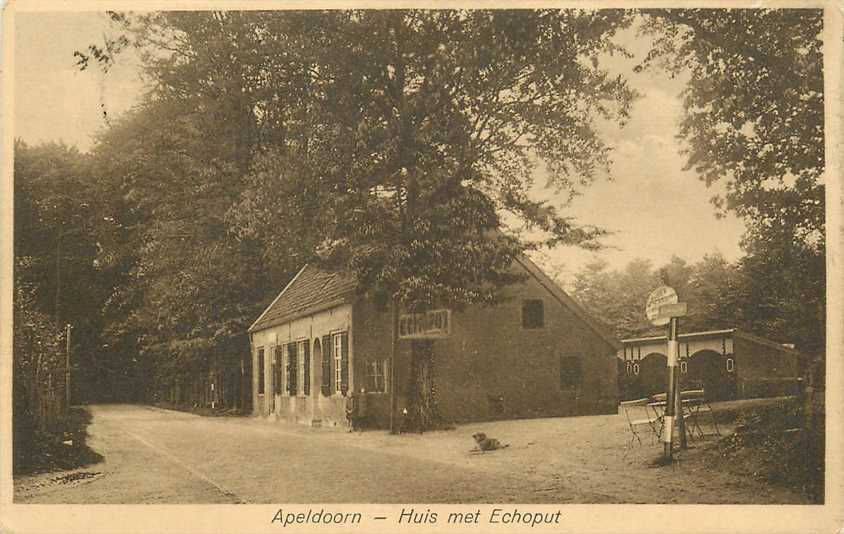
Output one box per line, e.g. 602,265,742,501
638,9,823,238
86,96,283,405
13,140,119,404
80,10,637,429
638,9,825,357
570,253,743,340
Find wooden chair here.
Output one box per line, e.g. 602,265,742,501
620,397,662,445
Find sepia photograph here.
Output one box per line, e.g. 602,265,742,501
2,2,842,532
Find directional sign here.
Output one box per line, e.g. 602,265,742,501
646,286,678,326
658,302,687,319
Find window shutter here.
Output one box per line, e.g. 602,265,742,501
303,342,311,396
274,346,282,394
257,349,265,395
287,344,297,395
321,335,332,396
340,332,349,395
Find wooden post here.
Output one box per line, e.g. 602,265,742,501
389,300,399,434
672,325,687,450
65,323,71,410
663,317,680,460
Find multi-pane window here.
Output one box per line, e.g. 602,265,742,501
333,333,343,394
559,355,582,391
332,332,349,396
257,348,265,395
298,340,310,396
365,359,386,393
522,299,545,329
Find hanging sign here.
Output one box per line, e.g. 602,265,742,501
398,309,451,339
645,286,678,326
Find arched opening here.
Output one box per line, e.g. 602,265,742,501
639,353,668,396
686,349,736,401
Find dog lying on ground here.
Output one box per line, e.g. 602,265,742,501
471,432,509,452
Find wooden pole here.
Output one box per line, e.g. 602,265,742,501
389,300,399,434
663,317,680,460
671,317,687,449
65,324,71,410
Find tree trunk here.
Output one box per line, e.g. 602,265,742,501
402,340,449,433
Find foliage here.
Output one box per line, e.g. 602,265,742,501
87,98,275,402
14,141,118,403
13,267,67,472
715,399,824,502
570,252,740,339
70,10,640,427
637,9,825,357
13,407,103,476
82,9,637,311
638,9,823,241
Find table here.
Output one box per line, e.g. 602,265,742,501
646,396,718,441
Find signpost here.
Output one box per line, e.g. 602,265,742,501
645,286,678,326
646,286,687,462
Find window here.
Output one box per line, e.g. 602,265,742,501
332,332,349,395
365,359,386,393
299,340,310,396
559,355,582,391
287,343,298,395
726,358,735,373
522,299,544,329
632,362,640,375
680,360,688,374
625,361,633,375
257,348,265,395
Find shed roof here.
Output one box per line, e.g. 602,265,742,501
621,329,801,356
248,264,357,333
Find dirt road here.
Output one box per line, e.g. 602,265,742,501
14,403,807,504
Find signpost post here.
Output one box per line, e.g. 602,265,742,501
646,286,688,462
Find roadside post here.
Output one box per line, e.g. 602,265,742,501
65,323,72,410
646,287,687,461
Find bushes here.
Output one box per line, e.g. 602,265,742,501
716,395,824,502
14,408,103,476
13,279,70,473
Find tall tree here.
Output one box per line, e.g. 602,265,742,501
638,9,825,357
81,10,637,428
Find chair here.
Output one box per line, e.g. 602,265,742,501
620,397,662,445
679,389,721,438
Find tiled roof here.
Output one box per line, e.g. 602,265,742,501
248,264,357,333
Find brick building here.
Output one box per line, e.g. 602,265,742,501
618,329,802,401
247,256,620,429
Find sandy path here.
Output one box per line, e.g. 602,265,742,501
14,402,807,504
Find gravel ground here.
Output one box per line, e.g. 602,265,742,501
14,402,808,504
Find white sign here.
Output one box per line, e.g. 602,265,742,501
398,309,451,339
659,302,687,319
646,286,678,326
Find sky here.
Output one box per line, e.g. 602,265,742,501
12,11,748,284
